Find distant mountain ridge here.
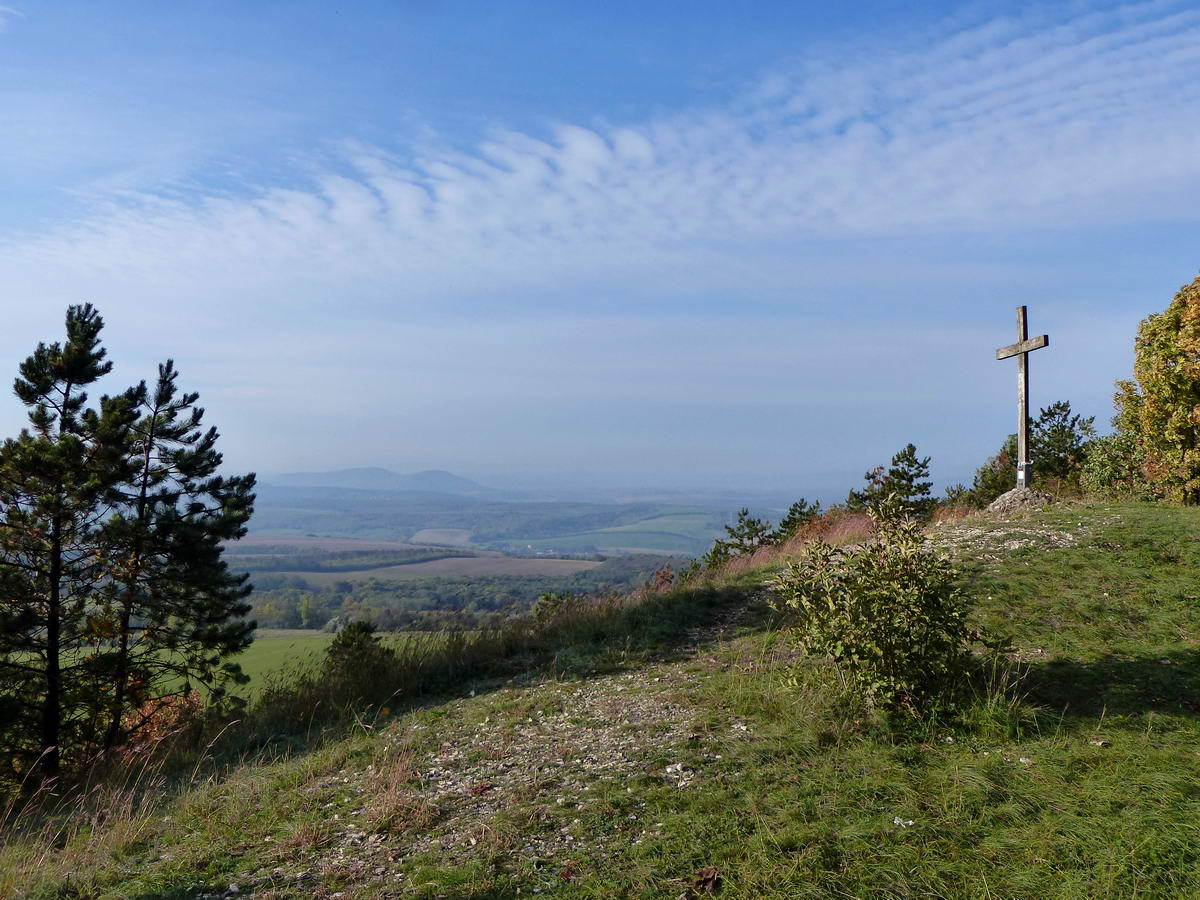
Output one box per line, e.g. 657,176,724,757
267,467,489,495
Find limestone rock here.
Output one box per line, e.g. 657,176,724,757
987,487,1054,513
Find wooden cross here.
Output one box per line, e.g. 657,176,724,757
995,306,1049,489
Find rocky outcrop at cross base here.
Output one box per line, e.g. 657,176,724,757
987,487,1054,513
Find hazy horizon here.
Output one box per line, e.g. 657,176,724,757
2,1,1197,497
258,464,853,507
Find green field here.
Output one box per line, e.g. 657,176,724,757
289,555,602,586
517,530,707,554
249,486,736,554
513,511,726,554
230,629,438,696
229,629,334,692
408,528,474,545
595,512,724,534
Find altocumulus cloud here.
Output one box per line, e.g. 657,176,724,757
3,0,1198,313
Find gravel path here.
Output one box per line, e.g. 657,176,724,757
233,663,709,898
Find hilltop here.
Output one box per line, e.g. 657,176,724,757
3,502,1199,898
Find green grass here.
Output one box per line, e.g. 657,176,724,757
958,503,1200,661
222,629,444,698
4,502,1200,898
229,628,334,692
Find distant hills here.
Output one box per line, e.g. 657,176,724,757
265,467,809,510
254,467,790,555
267,467,490,496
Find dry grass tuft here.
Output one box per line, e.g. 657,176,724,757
363,749,439,834
0,755,172,895
931,505,977,525
280,821,334,851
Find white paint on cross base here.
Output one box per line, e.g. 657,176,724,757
995,306,1049,490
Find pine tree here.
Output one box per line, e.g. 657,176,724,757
846,444,935,519
886,444,936,519
845,465,887,512
96,361,255,752
966,401,1096,507
772,498,822,543
0,305,137,779
968,434,1017,507
724,508,772,554
1030,401,1095,483
702,508,772,569
322,620,397,705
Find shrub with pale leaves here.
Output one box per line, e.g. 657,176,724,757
771,494,974,711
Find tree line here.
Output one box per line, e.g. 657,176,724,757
249,555,682,630
224,546,474,573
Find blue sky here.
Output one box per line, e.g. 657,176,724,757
1,1,1198,498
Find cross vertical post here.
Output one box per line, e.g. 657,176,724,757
995,306,1049,491
1016,307,1030,489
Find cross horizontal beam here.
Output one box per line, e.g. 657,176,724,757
995,334,1048,360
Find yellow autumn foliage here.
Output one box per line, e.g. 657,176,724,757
1116,274,1200,503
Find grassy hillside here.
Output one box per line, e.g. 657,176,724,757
4,502,1199,898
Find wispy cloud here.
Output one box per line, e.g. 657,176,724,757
5,1,1199,311
0,5,22,32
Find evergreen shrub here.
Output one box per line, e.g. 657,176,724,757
322,621,399,705
846,444,936,520
701,507,772,569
